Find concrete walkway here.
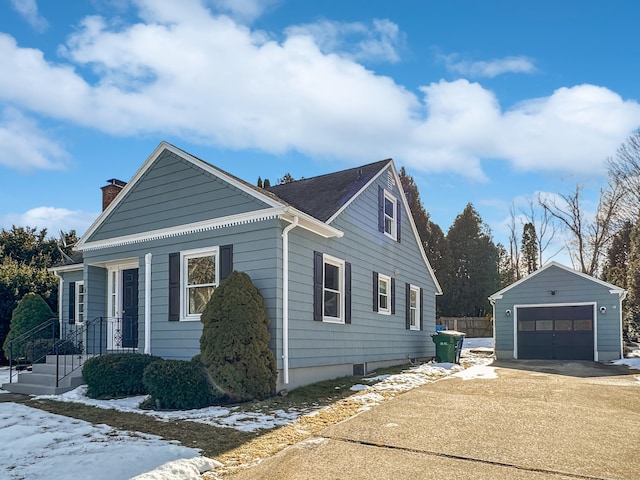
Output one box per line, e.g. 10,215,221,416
228,361,640,479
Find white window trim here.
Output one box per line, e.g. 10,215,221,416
383,190,397,240
180,246,219,321
323,254,345,324
378,273,392,315
75,281,85,324
409,284,420,330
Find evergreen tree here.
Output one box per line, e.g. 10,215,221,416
398,167,451,313
263,178,271,188
496,243,517,288
602,220,633,288
278,173,296,184
441,204,499,317
2,293,55,360
199,271,277,402
257,177,263,188
521,222,538,274
623,222,640,340
0,227,75,359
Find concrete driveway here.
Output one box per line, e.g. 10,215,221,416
228,361,640,479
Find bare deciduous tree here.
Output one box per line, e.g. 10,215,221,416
607,129,640,220
540,180,625,276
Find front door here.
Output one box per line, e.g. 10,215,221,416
107,264,139,350
121,269,138,349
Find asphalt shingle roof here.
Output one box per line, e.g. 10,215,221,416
267,159,391,222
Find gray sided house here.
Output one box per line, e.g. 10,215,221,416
489,262,626,362
51,142,442,390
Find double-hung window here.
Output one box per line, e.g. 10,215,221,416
378,186,401,242
377,273,391,315
181,247,219,320
409,285,420,330
323,254,344,322
314,252,351,324
383,191,397,239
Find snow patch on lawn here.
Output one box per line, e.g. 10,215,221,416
0,402,209,480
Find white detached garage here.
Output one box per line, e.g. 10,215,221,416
489,262,626,362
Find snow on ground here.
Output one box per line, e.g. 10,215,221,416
0,402,216,480
2,336,636,480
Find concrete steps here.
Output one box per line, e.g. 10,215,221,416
2,355,91,395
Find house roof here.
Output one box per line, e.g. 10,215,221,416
488,261,627,301
71,141,441,293
267,160,391,222
49,250,84,272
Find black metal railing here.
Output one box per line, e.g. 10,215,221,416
6,317,59,384
6,316,139,388
53,316,138,387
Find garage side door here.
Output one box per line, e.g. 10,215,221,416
517,305,594,360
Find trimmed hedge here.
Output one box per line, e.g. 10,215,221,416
82,353,162,399
142,358,223,410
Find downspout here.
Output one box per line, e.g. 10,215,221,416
144,253,152,354
54,272,63,338
282,216,299,385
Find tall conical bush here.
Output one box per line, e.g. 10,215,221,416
3,292,55,360
199,271,277,402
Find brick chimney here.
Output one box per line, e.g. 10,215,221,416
101,178,127,211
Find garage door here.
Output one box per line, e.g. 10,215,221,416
517,305,594,360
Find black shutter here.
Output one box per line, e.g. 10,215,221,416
345,262,352,324
372,271,379,312
313,251,323,321
391,277,396,314
419,288,424,331
396,200,401,243
220,244,233,281
168,253,180,321
378,186,384,233
68,282,76,325
405,282,411,330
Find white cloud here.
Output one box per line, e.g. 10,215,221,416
1,207,97,236
440,53,536,78
0,107,68,171
285,18,405,63
0,1,639,180
9,0,48,32
210,0,280,23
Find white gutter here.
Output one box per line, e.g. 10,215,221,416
282,216,299,385
144,253,152,354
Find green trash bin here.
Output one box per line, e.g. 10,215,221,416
431,330,465,363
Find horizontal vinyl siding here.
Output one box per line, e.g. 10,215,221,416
89,151,271,242
83,220,280,361
286,172,437,369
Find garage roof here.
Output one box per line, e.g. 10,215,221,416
489,261,626,302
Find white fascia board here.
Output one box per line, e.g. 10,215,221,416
78,207,286,252
48,263,84,274
77,141,285,250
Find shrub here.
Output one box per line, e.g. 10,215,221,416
3,293,55,360
142,358,223,410
199,271,277,402
82,353,162,399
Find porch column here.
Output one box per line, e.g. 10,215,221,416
144,253,152,354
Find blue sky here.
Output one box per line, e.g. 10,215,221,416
1,0,639,259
